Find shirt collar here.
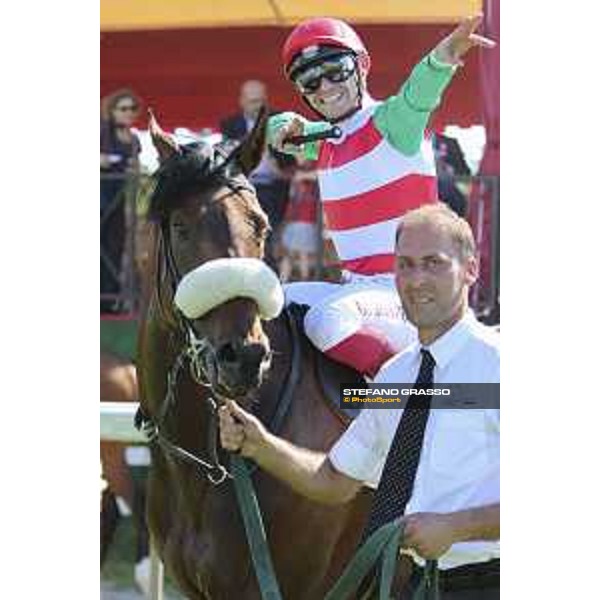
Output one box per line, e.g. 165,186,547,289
333,93,377,140
342,92,376,120
360,92,376,109
421,310,476,371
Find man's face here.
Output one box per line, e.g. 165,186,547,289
395,222,478,339
240,82,267,120
295,55,361,121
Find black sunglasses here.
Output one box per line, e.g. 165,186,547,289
293,55,357,94
115,104,138,112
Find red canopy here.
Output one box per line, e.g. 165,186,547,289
101,23,483,132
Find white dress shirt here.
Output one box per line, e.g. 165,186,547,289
329,310,500,569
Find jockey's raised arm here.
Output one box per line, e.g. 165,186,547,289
265,16,495,380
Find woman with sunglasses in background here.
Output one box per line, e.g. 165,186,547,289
269,16,494,378
100,89,142,313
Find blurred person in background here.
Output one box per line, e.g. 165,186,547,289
279,160,320,282
220,80,269,141
100,89,142,313
220,80,296,271
433,133,471,217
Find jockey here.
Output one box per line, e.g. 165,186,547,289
268,16,494,378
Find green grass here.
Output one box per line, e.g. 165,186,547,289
101,514,138,587
101,515,183,597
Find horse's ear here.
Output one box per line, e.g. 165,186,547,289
235,105,268,176
148,108,180,163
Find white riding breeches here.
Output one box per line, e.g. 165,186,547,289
284,275,416,356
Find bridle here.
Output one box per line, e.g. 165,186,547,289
136,144,259,486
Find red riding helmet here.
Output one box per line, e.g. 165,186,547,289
282,17,371,79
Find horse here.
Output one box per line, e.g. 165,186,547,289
136,109,373,599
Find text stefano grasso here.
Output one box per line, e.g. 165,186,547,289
342,388,451,396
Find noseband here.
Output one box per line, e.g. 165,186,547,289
136,149,257,486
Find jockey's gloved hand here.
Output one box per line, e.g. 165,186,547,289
267,112,329,160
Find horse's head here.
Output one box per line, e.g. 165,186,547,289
147,109,282,399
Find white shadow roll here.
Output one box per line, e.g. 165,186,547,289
174,258,284,320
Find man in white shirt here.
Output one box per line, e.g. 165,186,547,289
219,203,500,598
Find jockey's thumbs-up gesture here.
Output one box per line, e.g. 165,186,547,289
433,14,496,66
219,400,267,459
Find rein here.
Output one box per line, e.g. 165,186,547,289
222,303,439,598
232,455,439,600
135,331,230,486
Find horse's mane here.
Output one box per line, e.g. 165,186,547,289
147,140,242,222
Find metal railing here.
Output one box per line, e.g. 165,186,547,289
101,173,150,314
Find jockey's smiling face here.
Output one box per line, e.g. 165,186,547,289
294,55,362,121
395,221,478,344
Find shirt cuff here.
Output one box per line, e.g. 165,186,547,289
303,121,330,161
329,438,379,489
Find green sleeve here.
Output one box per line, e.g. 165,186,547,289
373,52,458,156
266,112,330,161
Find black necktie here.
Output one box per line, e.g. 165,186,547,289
363,349,436,539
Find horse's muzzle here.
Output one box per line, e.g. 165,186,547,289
214,340,271,398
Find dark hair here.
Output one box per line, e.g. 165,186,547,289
101,88,142,123
147,143,243,222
